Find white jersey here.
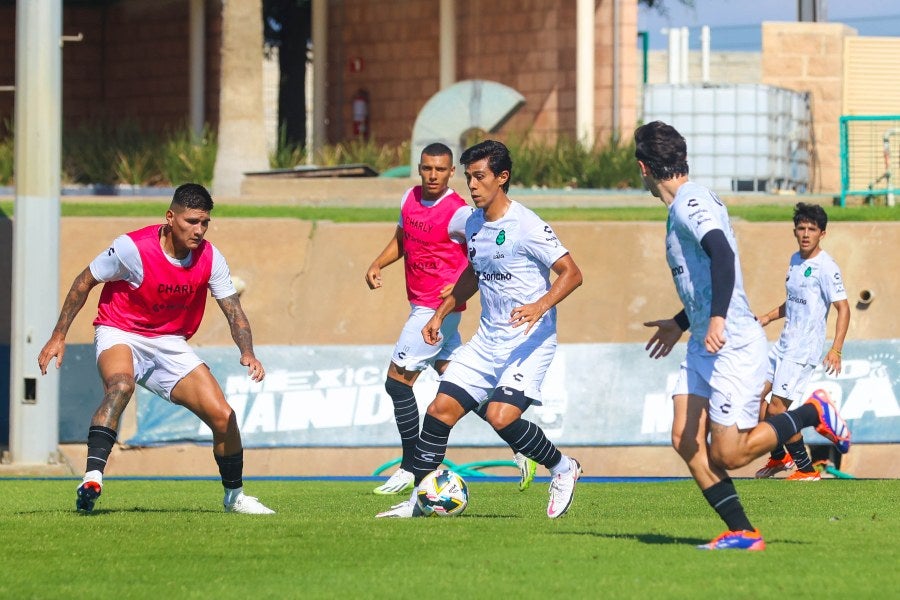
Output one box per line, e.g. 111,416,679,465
466,200,569,342
88,233,237,299
666,181,762,351
398,186,473,244
774,249,847,363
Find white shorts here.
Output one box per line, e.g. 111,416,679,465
765,348,815,404
673,335,768,429
391,304,462,371
441,324,556,407
95,325,205,401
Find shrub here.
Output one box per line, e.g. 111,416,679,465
505,133,642,189
0,125,12,186
159,126,217,188
1,120,643,190
314,137,410,173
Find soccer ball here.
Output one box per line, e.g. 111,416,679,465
416,469,468,517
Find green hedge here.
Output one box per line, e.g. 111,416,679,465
0,122,641,190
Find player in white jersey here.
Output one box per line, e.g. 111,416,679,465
636,121,851,550
754,203,850,481
366,143,539,495
376,140,584,519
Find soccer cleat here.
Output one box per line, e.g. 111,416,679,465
547,457,581,519
804,389,852,454
373,467,415,495
75,480,102,513
754,455,795,478
698,528,766,551
513,452,537,492
375,499,423,518
786,469,821,481
224,492,275,514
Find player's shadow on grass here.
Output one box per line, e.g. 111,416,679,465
560,530,807,547
13,507,223,515
560,530,707,546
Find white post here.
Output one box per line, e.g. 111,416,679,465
439,0,456,90
8,0,62,465
576,0,595,147
680,26,689,84
701,25,710,83
666,28,680,84
189,0,206,138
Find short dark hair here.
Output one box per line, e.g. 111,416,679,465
171,183,214,212
794,202,828,230
421,142,453,162
460,139,512,192
634,120,689,180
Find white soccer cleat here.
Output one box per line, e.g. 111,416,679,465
373,467,415,495
547,457,581,519
375,499,423,518
224,492,275,514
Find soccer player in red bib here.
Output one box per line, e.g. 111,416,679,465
38,183,274,514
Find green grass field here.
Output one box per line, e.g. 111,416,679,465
1,477,896,598
2,200,900,222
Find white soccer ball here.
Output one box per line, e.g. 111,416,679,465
416,469,469,517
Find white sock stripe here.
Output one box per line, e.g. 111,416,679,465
90,429,117,443
712,493,739,509
394,415,419,431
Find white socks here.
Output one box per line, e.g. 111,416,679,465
549,456,573,477
224,486,244,505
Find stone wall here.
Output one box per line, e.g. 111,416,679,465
762,22,857,194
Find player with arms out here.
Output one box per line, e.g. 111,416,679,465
38,183,274,514
637,121,851,550
365,142,536,495
755,202,850,481
376,139,583,519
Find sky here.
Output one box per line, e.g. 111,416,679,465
638,0,900,50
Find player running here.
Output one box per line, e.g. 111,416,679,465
376,139,583,519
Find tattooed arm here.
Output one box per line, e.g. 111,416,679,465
216,293,265,382
38,267,101,374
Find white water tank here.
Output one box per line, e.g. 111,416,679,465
643,83,811,193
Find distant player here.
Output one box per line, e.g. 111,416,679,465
365,142,536,495
376,139,583,519
637,121,851,550
755,202,850,480
38,183,274,514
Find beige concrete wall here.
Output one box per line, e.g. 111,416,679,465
54,218,900,347
7,215,895,478
645,50,762,86
762,22,857,194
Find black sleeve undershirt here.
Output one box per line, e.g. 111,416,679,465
699,229,735,319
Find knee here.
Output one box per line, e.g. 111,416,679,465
671,430,698,461
425,396,461,426
709,445,747,471
103,376,135,404
487,412,516,430
206,404,237,435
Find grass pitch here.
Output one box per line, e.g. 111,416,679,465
0,477,897,598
